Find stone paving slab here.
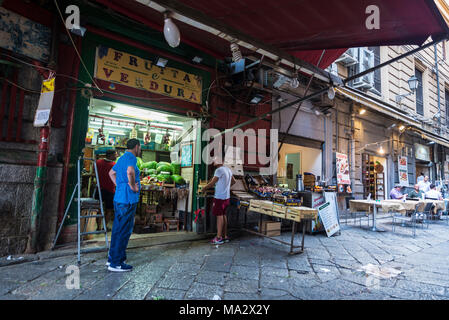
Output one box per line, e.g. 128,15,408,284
2,222,449,300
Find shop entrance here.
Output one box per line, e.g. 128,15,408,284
82,98,197,239
416,162,431,183
278,143,322,189
362,154,387,200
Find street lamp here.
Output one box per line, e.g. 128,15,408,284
395,75,419,104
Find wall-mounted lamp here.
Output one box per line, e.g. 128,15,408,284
359,108,366,115
395,75,419,105
250,94,264,104
399,124,406,132
156,57,168,68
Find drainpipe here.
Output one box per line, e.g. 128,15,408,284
25,17,59,254
434,43,442,133
349,104,356,194
57,36,82,225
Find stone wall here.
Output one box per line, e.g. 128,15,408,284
0,164,62,256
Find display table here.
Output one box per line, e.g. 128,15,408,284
246,200,318,255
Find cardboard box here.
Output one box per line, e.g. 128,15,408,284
259,221,281,236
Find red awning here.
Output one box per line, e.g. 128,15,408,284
96,0,449,69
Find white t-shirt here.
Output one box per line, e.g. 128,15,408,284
418,181,431,192
425,189,442,200
214,166,233,200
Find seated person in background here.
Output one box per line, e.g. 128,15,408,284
389,185,407,200
424,184,443,200
408,184,424,199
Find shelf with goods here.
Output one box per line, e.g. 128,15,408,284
375,172,385,200
362,154,376,199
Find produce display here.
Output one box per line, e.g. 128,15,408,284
140,161,186,187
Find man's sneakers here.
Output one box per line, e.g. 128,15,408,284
108,262,133,272
224,237,230,243
210,237,224,245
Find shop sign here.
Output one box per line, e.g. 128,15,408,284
95,46,202,104
398,156,408,186
414,143,431,161
336,152,350,184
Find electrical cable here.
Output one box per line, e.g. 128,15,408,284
0,52,89,86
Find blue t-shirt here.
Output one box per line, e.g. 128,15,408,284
112,151,140,204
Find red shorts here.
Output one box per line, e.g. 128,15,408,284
212,198,230,216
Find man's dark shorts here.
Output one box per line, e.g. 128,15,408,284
212,198,230,216
95,189,115,210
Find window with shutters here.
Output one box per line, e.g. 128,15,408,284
415,68,424,115
368,46,381,95
446,90,449,127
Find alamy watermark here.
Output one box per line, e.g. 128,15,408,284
365,5,380,30
65,265,80,290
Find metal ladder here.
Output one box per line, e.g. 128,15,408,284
52,156,109,264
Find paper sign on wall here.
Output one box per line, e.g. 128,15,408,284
33,77,55,127
336,152,350,184
398,156,408,187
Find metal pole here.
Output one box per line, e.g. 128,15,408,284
25,126,50,254
77,157,81,265
93,160,108,248
434,43,442,133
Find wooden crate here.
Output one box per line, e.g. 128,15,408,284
272,204,286,219
259,221,281,236
285,212,301,222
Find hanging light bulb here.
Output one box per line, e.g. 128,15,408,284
230,42,242,62
163,12,180,48
378,145,385,155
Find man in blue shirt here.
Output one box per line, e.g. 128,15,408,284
107,138,141,272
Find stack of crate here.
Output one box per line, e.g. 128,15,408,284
303,173,316,189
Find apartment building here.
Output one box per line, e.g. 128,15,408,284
328,41,449,202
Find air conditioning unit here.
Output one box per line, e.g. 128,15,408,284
326,63,339,76
334,48,359,66
351,48,374,90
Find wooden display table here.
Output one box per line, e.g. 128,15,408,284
246,200,318,255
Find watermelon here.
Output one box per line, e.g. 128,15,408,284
140,162,153,169
171,163,181,175
148,161,158,169
157,161,171,168
146,169,157,175
156,174,172,183
157,164,173,175
171,174,185,185
136,157,143,169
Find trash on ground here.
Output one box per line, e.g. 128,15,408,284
358,263,402,279
320,268,331,273
213,295,221,300
6,255,12,261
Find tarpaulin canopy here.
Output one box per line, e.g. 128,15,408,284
95,0,449,69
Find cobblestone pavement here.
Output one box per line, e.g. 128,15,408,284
1,216,449,300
